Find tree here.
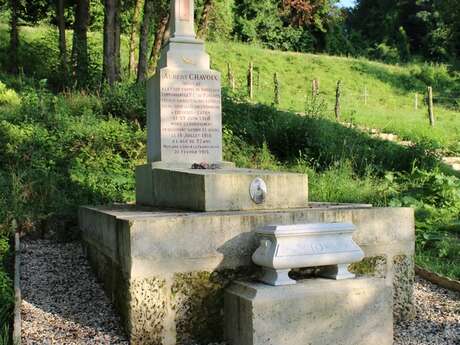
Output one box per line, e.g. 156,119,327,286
197,0,213,39
103,0,122,85
148,0,170,75
56,0,68,86
72,0,90,87
9,0,19,74
128,0,144,76
137,0,154,82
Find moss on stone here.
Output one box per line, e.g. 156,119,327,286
392,255,415,322
172,267,257,345
348,256,387,277
129,278,167,345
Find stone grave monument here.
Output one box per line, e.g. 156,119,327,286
79,1,416,344
135,0,308,212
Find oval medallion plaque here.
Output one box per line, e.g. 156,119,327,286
249,178,267,204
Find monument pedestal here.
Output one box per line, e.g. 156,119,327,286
224,278,393,345
135,165,308,211
79,1,415,344
79,204,415,345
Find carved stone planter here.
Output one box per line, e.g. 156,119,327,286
252,223,365,286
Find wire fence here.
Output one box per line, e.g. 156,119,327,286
222,62,460,127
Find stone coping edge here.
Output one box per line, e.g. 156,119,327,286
415,265,460,292
13,231,21,345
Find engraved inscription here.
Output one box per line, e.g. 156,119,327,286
160,70,222,163
276,237,357,257
179,0,190,21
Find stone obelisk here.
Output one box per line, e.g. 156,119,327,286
136,0,308,212
146,0,222,166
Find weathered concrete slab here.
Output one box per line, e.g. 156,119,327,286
79,204,414,344
136,165,308,211
224,278,393,345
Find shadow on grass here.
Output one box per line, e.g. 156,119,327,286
222,91,439,176
350,61,460,109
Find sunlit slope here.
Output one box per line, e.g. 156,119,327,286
207,42,460,152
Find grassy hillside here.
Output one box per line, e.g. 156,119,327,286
1,23,459,153
208,42,460,153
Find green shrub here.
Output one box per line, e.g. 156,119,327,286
387,168,460,279
369,43,401,64
0,81,20,106
0,267,12,339
101,82,146,124
0,87,145,231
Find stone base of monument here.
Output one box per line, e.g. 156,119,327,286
224,278,393,345
135,165,308,211
79,203,415,345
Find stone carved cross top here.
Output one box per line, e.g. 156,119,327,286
171,0,196,40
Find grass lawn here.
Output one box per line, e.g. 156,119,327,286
207,42,460,153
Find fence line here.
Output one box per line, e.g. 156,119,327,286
224,61,460,126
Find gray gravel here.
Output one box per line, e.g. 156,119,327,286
394,276,460,345
21,239,128,345
20,239,459,344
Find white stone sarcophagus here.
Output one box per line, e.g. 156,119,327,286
252,223,365,285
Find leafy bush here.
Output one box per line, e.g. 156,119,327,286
409,62,456,90
101,82,146,124
369,43,401,64
387,168,460,278
0,269,13,329
0,81,20,106
0,87,145,231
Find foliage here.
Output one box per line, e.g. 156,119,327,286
223,92,438,175
0,86,145,229
208,41,460,153
101,82,146,124
0,227,11,345
387,168,460,278
231,0,337,52
349,0,460,63
0,81,20,106
369,43,401,65
195,0,234,41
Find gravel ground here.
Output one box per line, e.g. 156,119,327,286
20,239,459,344
21,239,128,345
394,277,460,345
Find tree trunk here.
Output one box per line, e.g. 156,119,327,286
197,0,212,39
128,0,143,76
148,12,170,76
73,0,90,88
57,0,68,86
137,0,154,83
9,0,19,74
114,1,121,79
103,0,121,85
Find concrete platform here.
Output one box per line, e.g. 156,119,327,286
135,165,308,211
79,203,415,345
224,278,393,345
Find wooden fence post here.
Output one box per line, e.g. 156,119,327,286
427,86,435,127
335,80,341,121
274,72,280,105
312,79,319,96
415,92,418,110
247,62,254,99
227,63,235,91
